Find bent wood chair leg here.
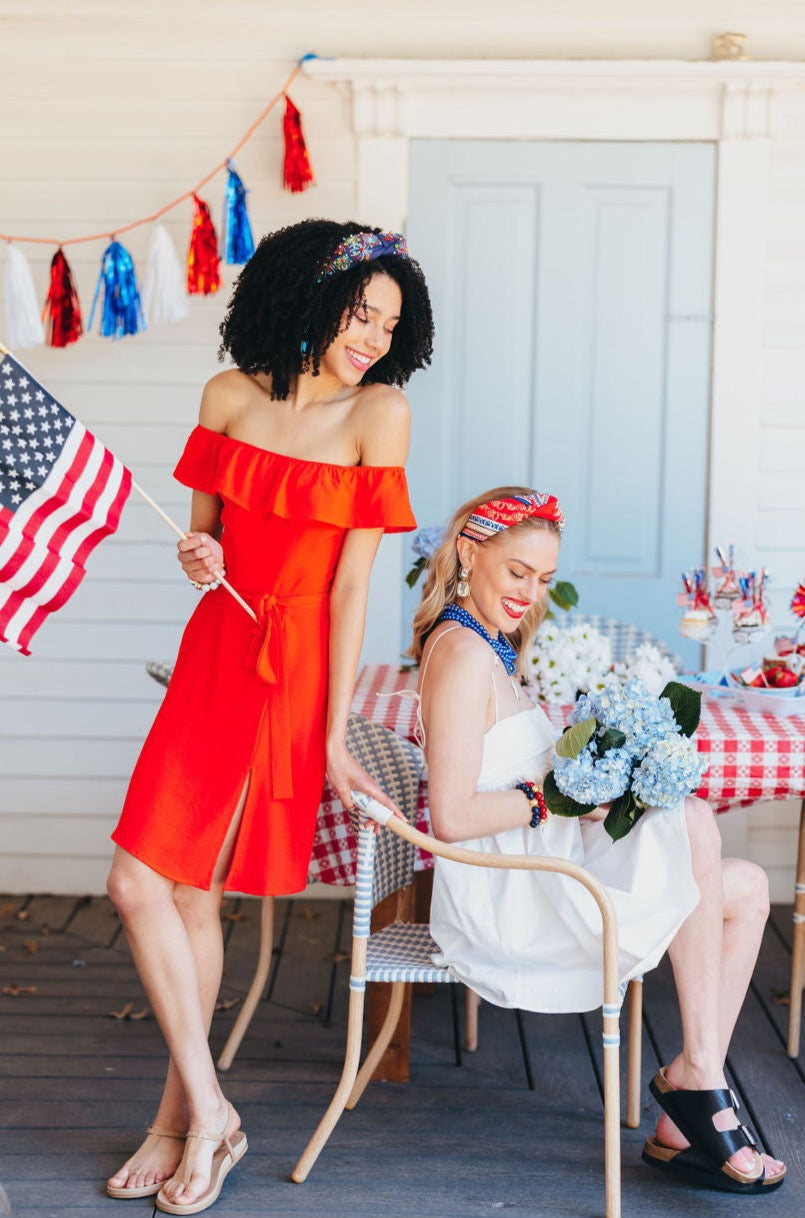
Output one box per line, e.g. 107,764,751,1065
625,979,643,1129
292,956,368,1182
217,895,274,1071
787,799,805,1058
464,987,481,1051
347,981,406,1109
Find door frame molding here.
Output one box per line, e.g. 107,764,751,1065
304,56,805,649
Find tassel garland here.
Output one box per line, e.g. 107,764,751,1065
282,95,314,193
88,240,146,338
187,195,221,295
143,223,190,325
43,248,83,348
223,161,255,265
4,245,45,349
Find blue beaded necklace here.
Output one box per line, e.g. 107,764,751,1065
436,602,518,675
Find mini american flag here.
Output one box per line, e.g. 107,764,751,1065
0,348,131,654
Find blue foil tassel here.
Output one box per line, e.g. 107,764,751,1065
224,160,255,265
88,240,146,338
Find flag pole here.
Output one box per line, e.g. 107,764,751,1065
131,480,257,623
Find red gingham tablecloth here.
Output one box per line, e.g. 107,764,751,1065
307,663,805,886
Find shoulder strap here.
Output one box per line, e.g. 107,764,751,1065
415,625,462,747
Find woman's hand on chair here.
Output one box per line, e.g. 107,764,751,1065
326,742,402,827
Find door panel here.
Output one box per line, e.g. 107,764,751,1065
406,140,715,666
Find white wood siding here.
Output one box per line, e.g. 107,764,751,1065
1,5,805,895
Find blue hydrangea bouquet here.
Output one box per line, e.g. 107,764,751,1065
542,679,709,842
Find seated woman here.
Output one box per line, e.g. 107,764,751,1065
411,486,786,1196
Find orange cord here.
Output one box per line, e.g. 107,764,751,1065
0,62,303,248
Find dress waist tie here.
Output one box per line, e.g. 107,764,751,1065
244,591,328,800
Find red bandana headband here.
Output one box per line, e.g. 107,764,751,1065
461,492,565,543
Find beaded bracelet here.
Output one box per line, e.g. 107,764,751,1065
515,780,549,829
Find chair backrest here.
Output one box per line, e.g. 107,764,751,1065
345,713,424,911
569,613,683,671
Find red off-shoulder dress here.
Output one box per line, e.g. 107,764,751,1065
112,425,416,896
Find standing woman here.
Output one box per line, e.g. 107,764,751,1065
106,220,433,1214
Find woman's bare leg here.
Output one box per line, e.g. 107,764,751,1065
106,781,248,1203
656,796,783,1177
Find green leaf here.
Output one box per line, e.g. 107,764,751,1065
660,680,701,737
603,791,645,842
405,557,427,588
543,770,596,818
555,716,596,759
549,580,579,612
596,727,627,757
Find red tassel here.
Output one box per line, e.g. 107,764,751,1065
186,195,221,295
43,248,83,348
282,95,315,193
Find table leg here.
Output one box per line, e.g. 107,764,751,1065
786,798,805,1058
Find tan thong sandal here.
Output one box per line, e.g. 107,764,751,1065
155,1104,247,1215
106,1124,186,1199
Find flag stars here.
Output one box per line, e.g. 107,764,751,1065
35,390,45,402
21,393,31,405
38,406,48,418
24,407,33,419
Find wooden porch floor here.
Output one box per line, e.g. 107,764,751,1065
1,893,803,1218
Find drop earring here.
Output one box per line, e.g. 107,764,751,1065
457,566,471,598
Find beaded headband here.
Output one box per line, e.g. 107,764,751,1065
461,492,565,543
318,230,409,280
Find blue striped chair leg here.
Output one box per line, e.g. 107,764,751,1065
292,954,369,1183
602,999,622,1218
346,981,406,1110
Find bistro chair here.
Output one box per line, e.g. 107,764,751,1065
292,715,638,1218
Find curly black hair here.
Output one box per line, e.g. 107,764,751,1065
218,218,434,401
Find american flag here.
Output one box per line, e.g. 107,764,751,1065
0,348,131,654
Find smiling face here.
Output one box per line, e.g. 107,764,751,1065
455,524,561,637
319,270,403,385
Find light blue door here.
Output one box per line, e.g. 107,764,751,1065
406,141,715,667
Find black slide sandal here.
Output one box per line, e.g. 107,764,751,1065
643,1069,785,1195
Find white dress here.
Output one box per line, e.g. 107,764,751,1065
428,671,701,1014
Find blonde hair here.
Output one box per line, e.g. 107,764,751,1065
410,485,562,679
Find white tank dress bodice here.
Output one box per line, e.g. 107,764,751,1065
429,700,700,1013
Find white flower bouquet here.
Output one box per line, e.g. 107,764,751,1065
526,621,612,705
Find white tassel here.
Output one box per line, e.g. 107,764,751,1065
142,223,190,326
4,245,45,349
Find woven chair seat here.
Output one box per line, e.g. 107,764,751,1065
365,922,453,985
